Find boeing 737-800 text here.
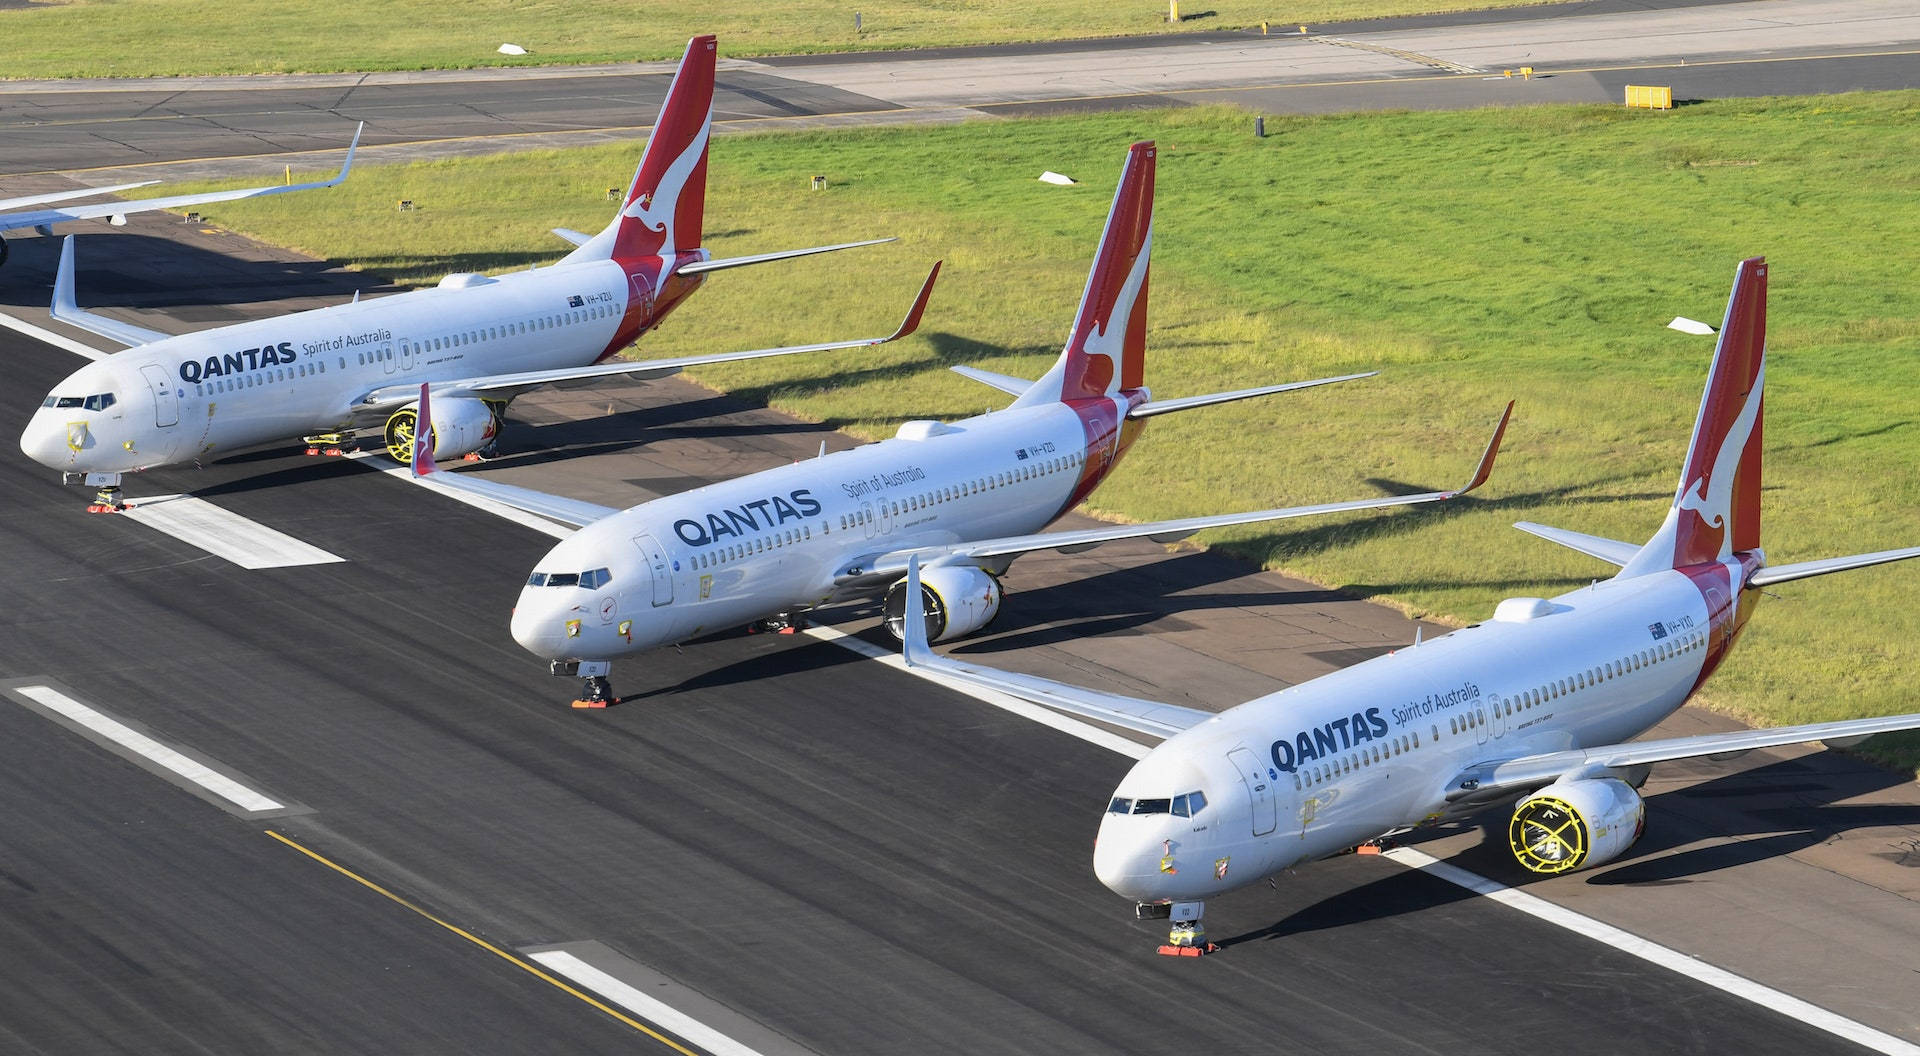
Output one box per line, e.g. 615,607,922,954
898,256,1920,953
0,123,360,271
409,140,1509,706
19,36,929,512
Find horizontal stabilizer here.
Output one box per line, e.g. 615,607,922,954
1748,546,1920,588
49,235,169,348
1450,710,1920,802
551,227,592,247
1514,521,1639,568
354,262,940,413
1127,372,1376,419
843,402,1511,585
949,365,1032,397
676,237,895,275
899,557,1211,740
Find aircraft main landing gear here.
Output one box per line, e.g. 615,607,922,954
303,432,357,457
749,610,809,635
551,659,616,709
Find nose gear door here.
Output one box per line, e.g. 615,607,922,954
632,532,674,606
137,364,178,427
1227,746,1277,836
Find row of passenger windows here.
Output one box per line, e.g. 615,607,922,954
1107,790,1208,817
1450,628,1710,736
854,453,1085,524
1293,731,1422,790
197,360,328,397
41,393,115,410
691,525,813,571
393,301,617,358
526,568,613,589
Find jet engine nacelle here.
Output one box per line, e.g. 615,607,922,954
1507,776,1645,875
384,396,498,462
883,564,1003,643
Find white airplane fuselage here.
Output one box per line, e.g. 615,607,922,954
22,256,680,474
1091,553,1757,903
509,398,1137,659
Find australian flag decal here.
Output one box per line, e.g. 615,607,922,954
567,295,585,308
1015,448,1029,461
1648,622,1668,640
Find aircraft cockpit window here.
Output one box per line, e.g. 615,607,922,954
1131,798,1172,815
50,395,84,408
579,568,612,589
545,572,580,588
1171,790,1207,817
1107,797,1132,814
526,572,548,586
82,393,116,411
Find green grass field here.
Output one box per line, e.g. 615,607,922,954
11,0,1547,79
136,96,1920,770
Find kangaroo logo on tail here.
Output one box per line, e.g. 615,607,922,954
1620,257,1767,578
612,35,715,263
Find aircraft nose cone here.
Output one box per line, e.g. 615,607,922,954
509,594,568,657
1092,820,1156,898
20,416,67,469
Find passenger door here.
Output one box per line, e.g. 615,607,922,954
1227,747,1277,836
137,364,177,428
632,532,674,606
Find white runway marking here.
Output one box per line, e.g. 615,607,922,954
527,950,772,1056
1384,847,1920,1056
120,493,344,568
0,309,110,360
13,684,285,813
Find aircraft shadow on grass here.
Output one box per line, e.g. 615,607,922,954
1226,752,1920,945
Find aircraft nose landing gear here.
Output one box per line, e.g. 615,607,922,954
1155,901,1216,957
550,659,616,710
66,472,126,513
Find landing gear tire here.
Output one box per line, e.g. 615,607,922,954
749,611,808,635
1156,901,1217,957
573,675,614,710
303,432,357,457
69,471,125,513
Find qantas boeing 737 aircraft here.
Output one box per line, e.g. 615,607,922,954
19,36,929,512
0,123,361,271
898,256,1920,953
408,140,1510,706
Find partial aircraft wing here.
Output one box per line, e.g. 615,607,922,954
1127,373,1376,419
0,181,158,212
1447,711,1920,804
2,124,360,236
406,384,620,529
838,401,1511,587
50,235,171,348
351,261,941,415
898,557,1216,740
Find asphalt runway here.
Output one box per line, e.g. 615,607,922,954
2,323,1912,1055
3,0,1916,183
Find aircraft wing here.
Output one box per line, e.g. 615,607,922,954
350,261,940,415
0,181,158,212
1,123,360,235
1446,711,1920,804
897,558,1215,740
404,384,620,529
50,235,170,348
841,401,1510,586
